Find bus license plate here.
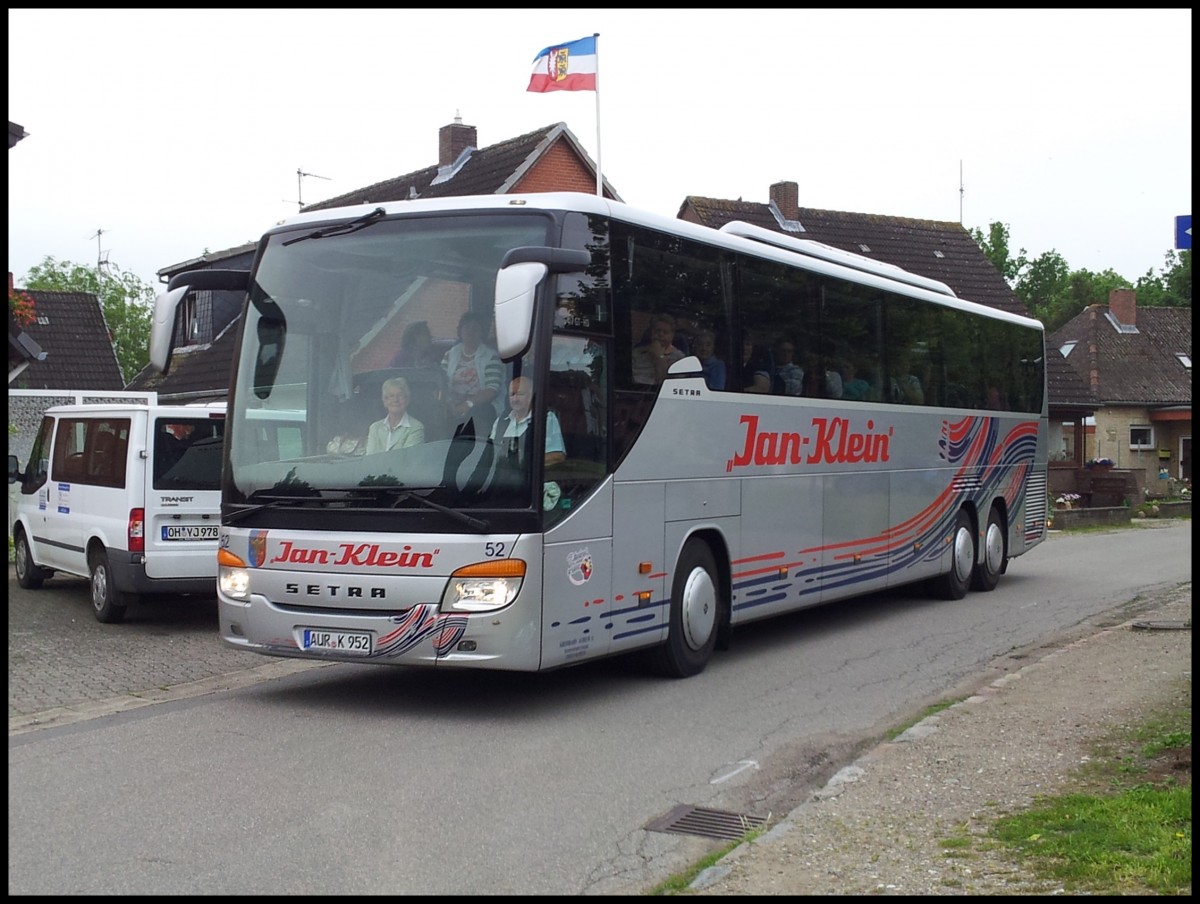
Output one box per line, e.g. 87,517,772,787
303,629,373,656
162,525,220,541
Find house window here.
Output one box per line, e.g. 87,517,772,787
180,290,214,345
1129,425,1154,450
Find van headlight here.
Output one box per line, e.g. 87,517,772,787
441,560,525,613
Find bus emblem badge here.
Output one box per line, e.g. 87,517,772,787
567,548,593,586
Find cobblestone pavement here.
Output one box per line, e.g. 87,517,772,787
8,568,321,733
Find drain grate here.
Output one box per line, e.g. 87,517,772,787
644,805,767,841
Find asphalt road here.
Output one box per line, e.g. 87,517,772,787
8,521,1192,895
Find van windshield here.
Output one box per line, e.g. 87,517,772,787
153,418,226,490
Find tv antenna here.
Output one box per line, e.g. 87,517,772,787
958,160,965,224
88,228,112,270
291,168,332,209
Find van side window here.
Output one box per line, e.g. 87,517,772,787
52,418,131,489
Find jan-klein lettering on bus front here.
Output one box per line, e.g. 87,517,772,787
727,415,893,471
270,541,440,568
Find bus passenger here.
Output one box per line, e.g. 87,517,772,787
490,376,566,467
364,377,425,453
632,313,686,385
741,335,773,393
773,338,805,396
393,320,441,369
841,359,872,400
692,329,726,390
443,311,503,431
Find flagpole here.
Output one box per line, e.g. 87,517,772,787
593,32,602,197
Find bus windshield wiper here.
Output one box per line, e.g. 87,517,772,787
225,496,304,525
385,487,490,532
282,207,386,246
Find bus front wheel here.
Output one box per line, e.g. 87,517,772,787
933,510,975,601
649,539,721,678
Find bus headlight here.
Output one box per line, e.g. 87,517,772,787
442,559,526,613
219,565,251,600
218,548,251,600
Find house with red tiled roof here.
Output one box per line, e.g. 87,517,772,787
126,119,617,401
1048,289,1191,502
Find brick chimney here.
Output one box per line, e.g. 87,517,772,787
1109,287,1137,326
769,181,799,221
439,115,477,167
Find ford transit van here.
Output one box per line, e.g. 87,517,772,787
8,400,226,623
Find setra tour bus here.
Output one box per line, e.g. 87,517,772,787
149,193,1048,678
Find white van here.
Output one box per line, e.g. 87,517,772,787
8,400,226,623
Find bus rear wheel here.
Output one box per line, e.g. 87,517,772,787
933,509,975,601
970,506,1006,592
649,539,721,678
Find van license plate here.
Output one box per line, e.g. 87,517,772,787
162,525,219,541
303,629,373,655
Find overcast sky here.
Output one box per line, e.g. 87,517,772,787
8,9,1192,294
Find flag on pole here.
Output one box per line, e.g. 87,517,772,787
527,35,597,93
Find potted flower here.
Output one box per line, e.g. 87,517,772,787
1055,492,1081,510
1085,457,1114,470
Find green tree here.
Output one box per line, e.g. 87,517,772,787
22,256,154,384
1134,249,1191,308
969,221,1027,285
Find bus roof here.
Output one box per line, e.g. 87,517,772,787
268,192,1042,330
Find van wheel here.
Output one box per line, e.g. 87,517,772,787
89,548,129,624
970,506,1007,592
933,509,975,601
13,527,46,590
648,539,721,678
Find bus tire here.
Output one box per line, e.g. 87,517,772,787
933,509,974,601
650,539,721,678
89,547,130,624
970,506,1006,592
13,526,46,590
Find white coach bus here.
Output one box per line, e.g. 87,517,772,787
149,193,1048,678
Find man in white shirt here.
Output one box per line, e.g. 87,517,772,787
490,376,566,466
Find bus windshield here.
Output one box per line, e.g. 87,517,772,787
226,212,560,519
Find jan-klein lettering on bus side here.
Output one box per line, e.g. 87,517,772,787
270,541,440,568
727,415,892,471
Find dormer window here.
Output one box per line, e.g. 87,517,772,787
1059,341,1078,357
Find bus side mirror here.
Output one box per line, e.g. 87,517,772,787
494,262,548,361
150,285,190,373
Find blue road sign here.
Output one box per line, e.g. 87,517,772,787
1176,215,1192,250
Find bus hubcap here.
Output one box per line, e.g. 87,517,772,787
681,567,717,651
